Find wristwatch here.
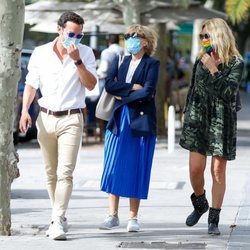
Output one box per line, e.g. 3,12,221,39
74,59,83,65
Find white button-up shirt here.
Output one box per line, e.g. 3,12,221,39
25,38,98,111
125,58,142,83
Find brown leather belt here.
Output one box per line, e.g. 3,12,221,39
40,107,82,117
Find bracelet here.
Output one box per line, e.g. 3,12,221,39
74,59,83,65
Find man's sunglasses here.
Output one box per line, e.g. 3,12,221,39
199,33,210,40
124,32,145,40
67,31,84,39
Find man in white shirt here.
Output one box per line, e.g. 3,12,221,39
97,34,124,92
19,11,97,240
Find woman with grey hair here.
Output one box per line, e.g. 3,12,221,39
99,24,159,232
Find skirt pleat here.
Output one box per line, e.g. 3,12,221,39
100,105,156,199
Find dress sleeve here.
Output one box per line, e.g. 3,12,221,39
211,58,244,102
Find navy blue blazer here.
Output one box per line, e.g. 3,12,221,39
105,54,160,137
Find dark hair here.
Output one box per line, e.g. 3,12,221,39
57,11,84,28
108,34,119,44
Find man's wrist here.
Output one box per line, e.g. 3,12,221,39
74,59,83,65
21,107,29,114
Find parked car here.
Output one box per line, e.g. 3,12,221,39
13,49,40,145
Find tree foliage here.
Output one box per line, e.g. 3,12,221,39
57,0,94,2
226,0,250,24
210,0,250,54
173,0,193,8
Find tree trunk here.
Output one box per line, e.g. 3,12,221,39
0,0,24,236
121,0,142,25
154,23,167,137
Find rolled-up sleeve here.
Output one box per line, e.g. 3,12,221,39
82,47,98,82
25,49,40,89
211,59,244,101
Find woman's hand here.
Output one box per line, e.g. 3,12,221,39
201,52,222,75
132,84,143,90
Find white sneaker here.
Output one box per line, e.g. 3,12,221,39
127,218,140,232
46,217,68,237
46,218,67,240
99,215,120,230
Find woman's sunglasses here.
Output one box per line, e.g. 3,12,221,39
124,32,145,40
67,31,84,39
199,33,210,40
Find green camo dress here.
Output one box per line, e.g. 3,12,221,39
179,57,244,160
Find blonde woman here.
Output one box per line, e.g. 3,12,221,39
180,18,244,235
99,24,159,232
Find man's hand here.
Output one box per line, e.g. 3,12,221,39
19,111,32,134
67,44,80,61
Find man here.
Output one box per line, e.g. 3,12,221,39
97,34,124,92
19,11,97,240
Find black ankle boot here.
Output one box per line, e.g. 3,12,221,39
186,191,209,226
208,207,221,235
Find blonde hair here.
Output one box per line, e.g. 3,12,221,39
126,24,158,56
198,18,242,64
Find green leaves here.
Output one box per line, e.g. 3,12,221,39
226,0,250,24
173,0,192,8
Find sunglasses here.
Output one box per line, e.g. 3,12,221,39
124,32,145,40
199,33,210,40
67,31,84,39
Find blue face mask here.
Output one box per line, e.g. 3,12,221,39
125,37,142,55
62,37,82,48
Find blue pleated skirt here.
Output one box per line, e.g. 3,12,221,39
100,105,156,199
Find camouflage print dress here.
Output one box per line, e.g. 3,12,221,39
179,57,244,160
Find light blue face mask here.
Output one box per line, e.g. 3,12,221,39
125,37,142,55
62,37,82,48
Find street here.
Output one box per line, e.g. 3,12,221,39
0,91,249,250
